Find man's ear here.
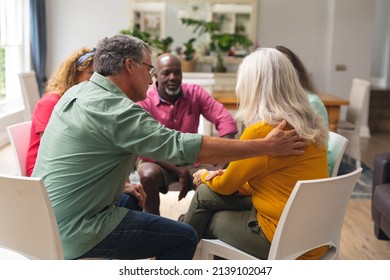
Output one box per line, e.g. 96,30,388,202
125,58,133,72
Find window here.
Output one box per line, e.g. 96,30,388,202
0,0,29,110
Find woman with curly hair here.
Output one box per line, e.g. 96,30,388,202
26,47,95,176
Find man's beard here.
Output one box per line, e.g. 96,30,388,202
166,87,181,96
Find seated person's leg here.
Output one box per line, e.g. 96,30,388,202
184,184,252,241
115,192,142,211
137,162,170,215
208,209,271,259
77,211,198,260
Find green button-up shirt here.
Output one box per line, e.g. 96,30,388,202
32,73,202,259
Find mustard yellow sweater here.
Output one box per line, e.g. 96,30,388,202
201,122,328,259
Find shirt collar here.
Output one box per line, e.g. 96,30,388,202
90,72,125,97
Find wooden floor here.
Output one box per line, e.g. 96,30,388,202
340,199,390,259
338,132,390,260
1,132,390,259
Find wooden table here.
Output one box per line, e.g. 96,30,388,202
318,93,350,132
213,91,349,132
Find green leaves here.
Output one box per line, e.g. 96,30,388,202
183,38,197,60
180,17,252,53
181,18,220,36
120,29,173,53
152,37,174,53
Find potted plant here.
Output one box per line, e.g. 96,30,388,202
183,38,196,60
120,28,174,55
152,36,174,55
181,16,252,72
120,28,152,45
180,38,197,72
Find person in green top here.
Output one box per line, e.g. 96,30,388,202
32,34,307,260
275,45,333,176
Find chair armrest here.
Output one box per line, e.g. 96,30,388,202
373,153,390,193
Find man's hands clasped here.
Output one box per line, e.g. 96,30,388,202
123,181,147,208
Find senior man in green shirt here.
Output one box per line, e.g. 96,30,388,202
32,34,306,260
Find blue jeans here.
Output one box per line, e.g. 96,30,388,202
77,193,198,260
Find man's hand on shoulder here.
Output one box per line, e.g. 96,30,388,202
265,120,308,156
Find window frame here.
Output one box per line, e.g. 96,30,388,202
0,0,31,113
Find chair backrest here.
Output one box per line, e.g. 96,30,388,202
0,174,64,260
0,247,30,260
18,71,41,120
198,168,362,260
199,238,259,260
6,121,32,176
328,131,349,177
345,78,370,128
268,167,362,260
183,73,216,136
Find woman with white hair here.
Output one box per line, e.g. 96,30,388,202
186,48,329,260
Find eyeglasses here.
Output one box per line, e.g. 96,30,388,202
142,62,156,78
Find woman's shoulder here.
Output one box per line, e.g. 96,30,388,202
42,91,61,99
307,92,324,104
240,121,272,140
37,92,61,106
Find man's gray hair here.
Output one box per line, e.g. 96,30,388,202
93,34,152,76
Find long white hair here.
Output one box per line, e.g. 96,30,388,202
235,48,328,147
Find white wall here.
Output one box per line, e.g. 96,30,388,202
45,0,376,92
45,0,129,75
44,0,375,136
258,0,328,91
0,0,378,147
371,0,388,85
257,0,374,136
258,0,374,95
328,0,374,137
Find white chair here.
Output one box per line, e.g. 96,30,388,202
182,72,216,136
0,174,64,259
0,247,30,260
18,71,41,120
328,131,349,177
198,168,362,260
198,239,258,260
6,121,32,176
337,78,370,169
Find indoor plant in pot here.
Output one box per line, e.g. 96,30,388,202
181,16,252,72
180,37,197,72
120,28,174,55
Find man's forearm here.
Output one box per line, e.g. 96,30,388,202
196,123,307,164
196,136,271,164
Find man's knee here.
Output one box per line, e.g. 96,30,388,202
138,163,162,183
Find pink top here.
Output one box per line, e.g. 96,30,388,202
26,93,61,176
138,82,238,136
